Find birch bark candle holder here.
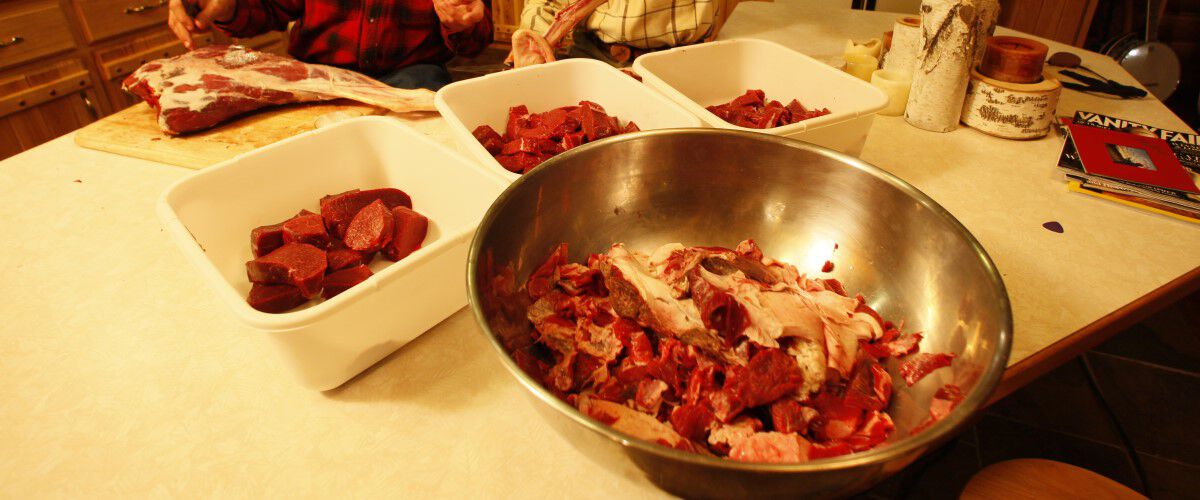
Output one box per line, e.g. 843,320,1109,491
961,68,1062,139
872,69,913,116
845,54,879,81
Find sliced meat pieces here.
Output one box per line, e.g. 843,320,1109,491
282,210,330,248
246,242,327,297
326,241,372,272
475,101,640,174
322,265,374,299
344,199,394,253
247,283,307,313
382,206,429,261
706,89,831,129
320,188,412,239
122,45,435,135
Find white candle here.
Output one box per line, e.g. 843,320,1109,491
845,54,878,81
844,38,882,59
871,69,912,116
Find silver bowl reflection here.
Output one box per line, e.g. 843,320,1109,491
466,129,1011,499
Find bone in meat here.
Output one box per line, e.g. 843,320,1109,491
123,45,436,135
508,0,609,67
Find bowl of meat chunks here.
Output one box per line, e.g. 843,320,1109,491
467,128,1011,499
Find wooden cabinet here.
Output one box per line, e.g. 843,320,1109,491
0,0,288,160
998,0,1099,47
71,0,170,43
0,1,76,70
0,58,100,158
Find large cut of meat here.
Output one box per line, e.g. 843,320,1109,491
123,45,436,135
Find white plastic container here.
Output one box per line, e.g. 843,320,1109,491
632,39,889,156
435,58,704,181
157,117,508,390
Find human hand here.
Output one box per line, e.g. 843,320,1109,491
433,0,485,34
167,0,236,49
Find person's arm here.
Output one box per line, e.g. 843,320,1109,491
520,0,564,35
442,0,493,57
214,0,303,39
434,0,494,57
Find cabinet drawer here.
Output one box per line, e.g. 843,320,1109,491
0,4,76,70
73,0,170,43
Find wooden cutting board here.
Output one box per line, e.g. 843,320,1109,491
74,100,387,169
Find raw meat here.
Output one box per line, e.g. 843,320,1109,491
246,242,327,297
282,210,330,248
320,188,412,239
505,240,961,462
250,222,286,258
247,283,307,313
898,352,955,386
344,200,394,253
383,206,429,261
243,186,430,313
473,101,640,174
123,45,436,135
322,265,374,299
706,90,831,129
326,241,371,272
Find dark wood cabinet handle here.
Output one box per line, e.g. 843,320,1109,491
0,35,23,48
124,0,167,14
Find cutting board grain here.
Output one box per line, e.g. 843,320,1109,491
74,101,386,169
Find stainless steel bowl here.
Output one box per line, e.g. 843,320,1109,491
466,129,1012,499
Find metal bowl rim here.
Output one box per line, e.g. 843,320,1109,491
466,128,1013,472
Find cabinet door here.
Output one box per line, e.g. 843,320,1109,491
0,58,100,160
71,0,170,43
0,1,76,71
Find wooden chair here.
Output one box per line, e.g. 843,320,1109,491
961,459,1146,499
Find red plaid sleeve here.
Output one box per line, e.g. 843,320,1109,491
216,0,304,38
440,0,493,57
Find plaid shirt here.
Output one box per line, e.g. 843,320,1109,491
521,0,715,50
216,0,492,75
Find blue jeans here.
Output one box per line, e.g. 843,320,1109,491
376,64,452,91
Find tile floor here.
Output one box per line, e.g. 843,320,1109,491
860,291,1200,499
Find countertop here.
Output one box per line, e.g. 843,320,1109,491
2,3,1198,497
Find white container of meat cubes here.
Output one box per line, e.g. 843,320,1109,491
434,58,704,181
157,117,508,390
632,38,889,156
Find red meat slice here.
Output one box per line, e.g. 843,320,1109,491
559,131,586,151
246,242,327,297
344,199,394,253
623,121,641,134
320,188,412,239
730,89,766,108
579,104,618,141
845,359,892,411
770,399,816,434
472,125,505,155
246,283,307,313
729,348,805,408
670,403,716,441
862,330,923,358
527,243,568,299
322,265,373,299
382,206,428,261
898,352,955,386
250,222,286,258
326,240,372,271
282,210,330,248
845,411,895,451
505,104,530,139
